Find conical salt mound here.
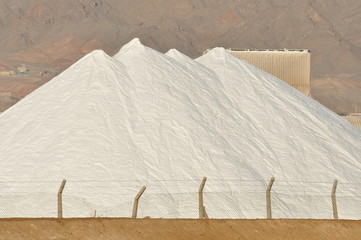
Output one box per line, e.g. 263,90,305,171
0,50,138,182
0,39,360,219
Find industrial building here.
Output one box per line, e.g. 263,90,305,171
343,114,361,130
222,49,311,96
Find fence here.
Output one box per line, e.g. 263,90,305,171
1,177,361,219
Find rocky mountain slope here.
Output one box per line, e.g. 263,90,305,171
0,0,361,113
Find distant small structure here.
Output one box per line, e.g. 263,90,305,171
0,71,14,76
16,64,28,74
206,49,311,96
343,113,361,130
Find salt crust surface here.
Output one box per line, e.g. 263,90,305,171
0,39,360,218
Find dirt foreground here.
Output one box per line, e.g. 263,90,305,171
0,218,360,240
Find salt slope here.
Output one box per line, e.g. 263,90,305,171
0,50,161,209
0,50,161,216
113,39,272,183
166,48,361,183
0,50,138,183
195,48,361,183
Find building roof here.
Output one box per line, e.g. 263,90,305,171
343,115,361,130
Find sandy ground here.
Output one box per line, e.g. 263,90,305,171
0,76,49,111
0,76,50,97
0,218,360,240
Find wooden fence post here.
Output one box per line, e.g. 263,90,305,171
57,179,66,218
198,177,207,219
266,177,275,219
331,179,339,220
132,186,146,218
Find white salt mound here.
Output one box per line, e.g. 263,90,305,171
0,38,360,219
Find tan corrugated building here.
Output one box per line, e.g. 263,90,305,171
343,114,361,130
224,49,311,96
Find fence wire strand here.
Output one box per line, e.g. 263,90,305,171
1,180,361,219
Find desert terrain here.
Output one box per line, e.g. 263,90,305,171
1,218,361,240
0,0,361,113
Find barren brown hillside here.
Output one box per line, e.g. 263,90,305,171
0,0,361,113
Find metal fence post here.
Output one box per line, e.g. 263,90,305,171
57,179,66,218
132,186,146,218
332,179,339,220
266,177,275,219
203,206,209,219
198,177,207,219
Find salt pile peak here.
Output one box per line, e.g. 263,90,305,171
0,38,360,218
165,48,225,90
166,48,195,63
0,49,138,181
113,38,265,182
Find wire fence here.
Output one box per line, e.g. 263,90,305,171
1,178,361,219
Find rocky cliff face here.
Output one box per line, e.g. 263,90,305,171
0,0,360,113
